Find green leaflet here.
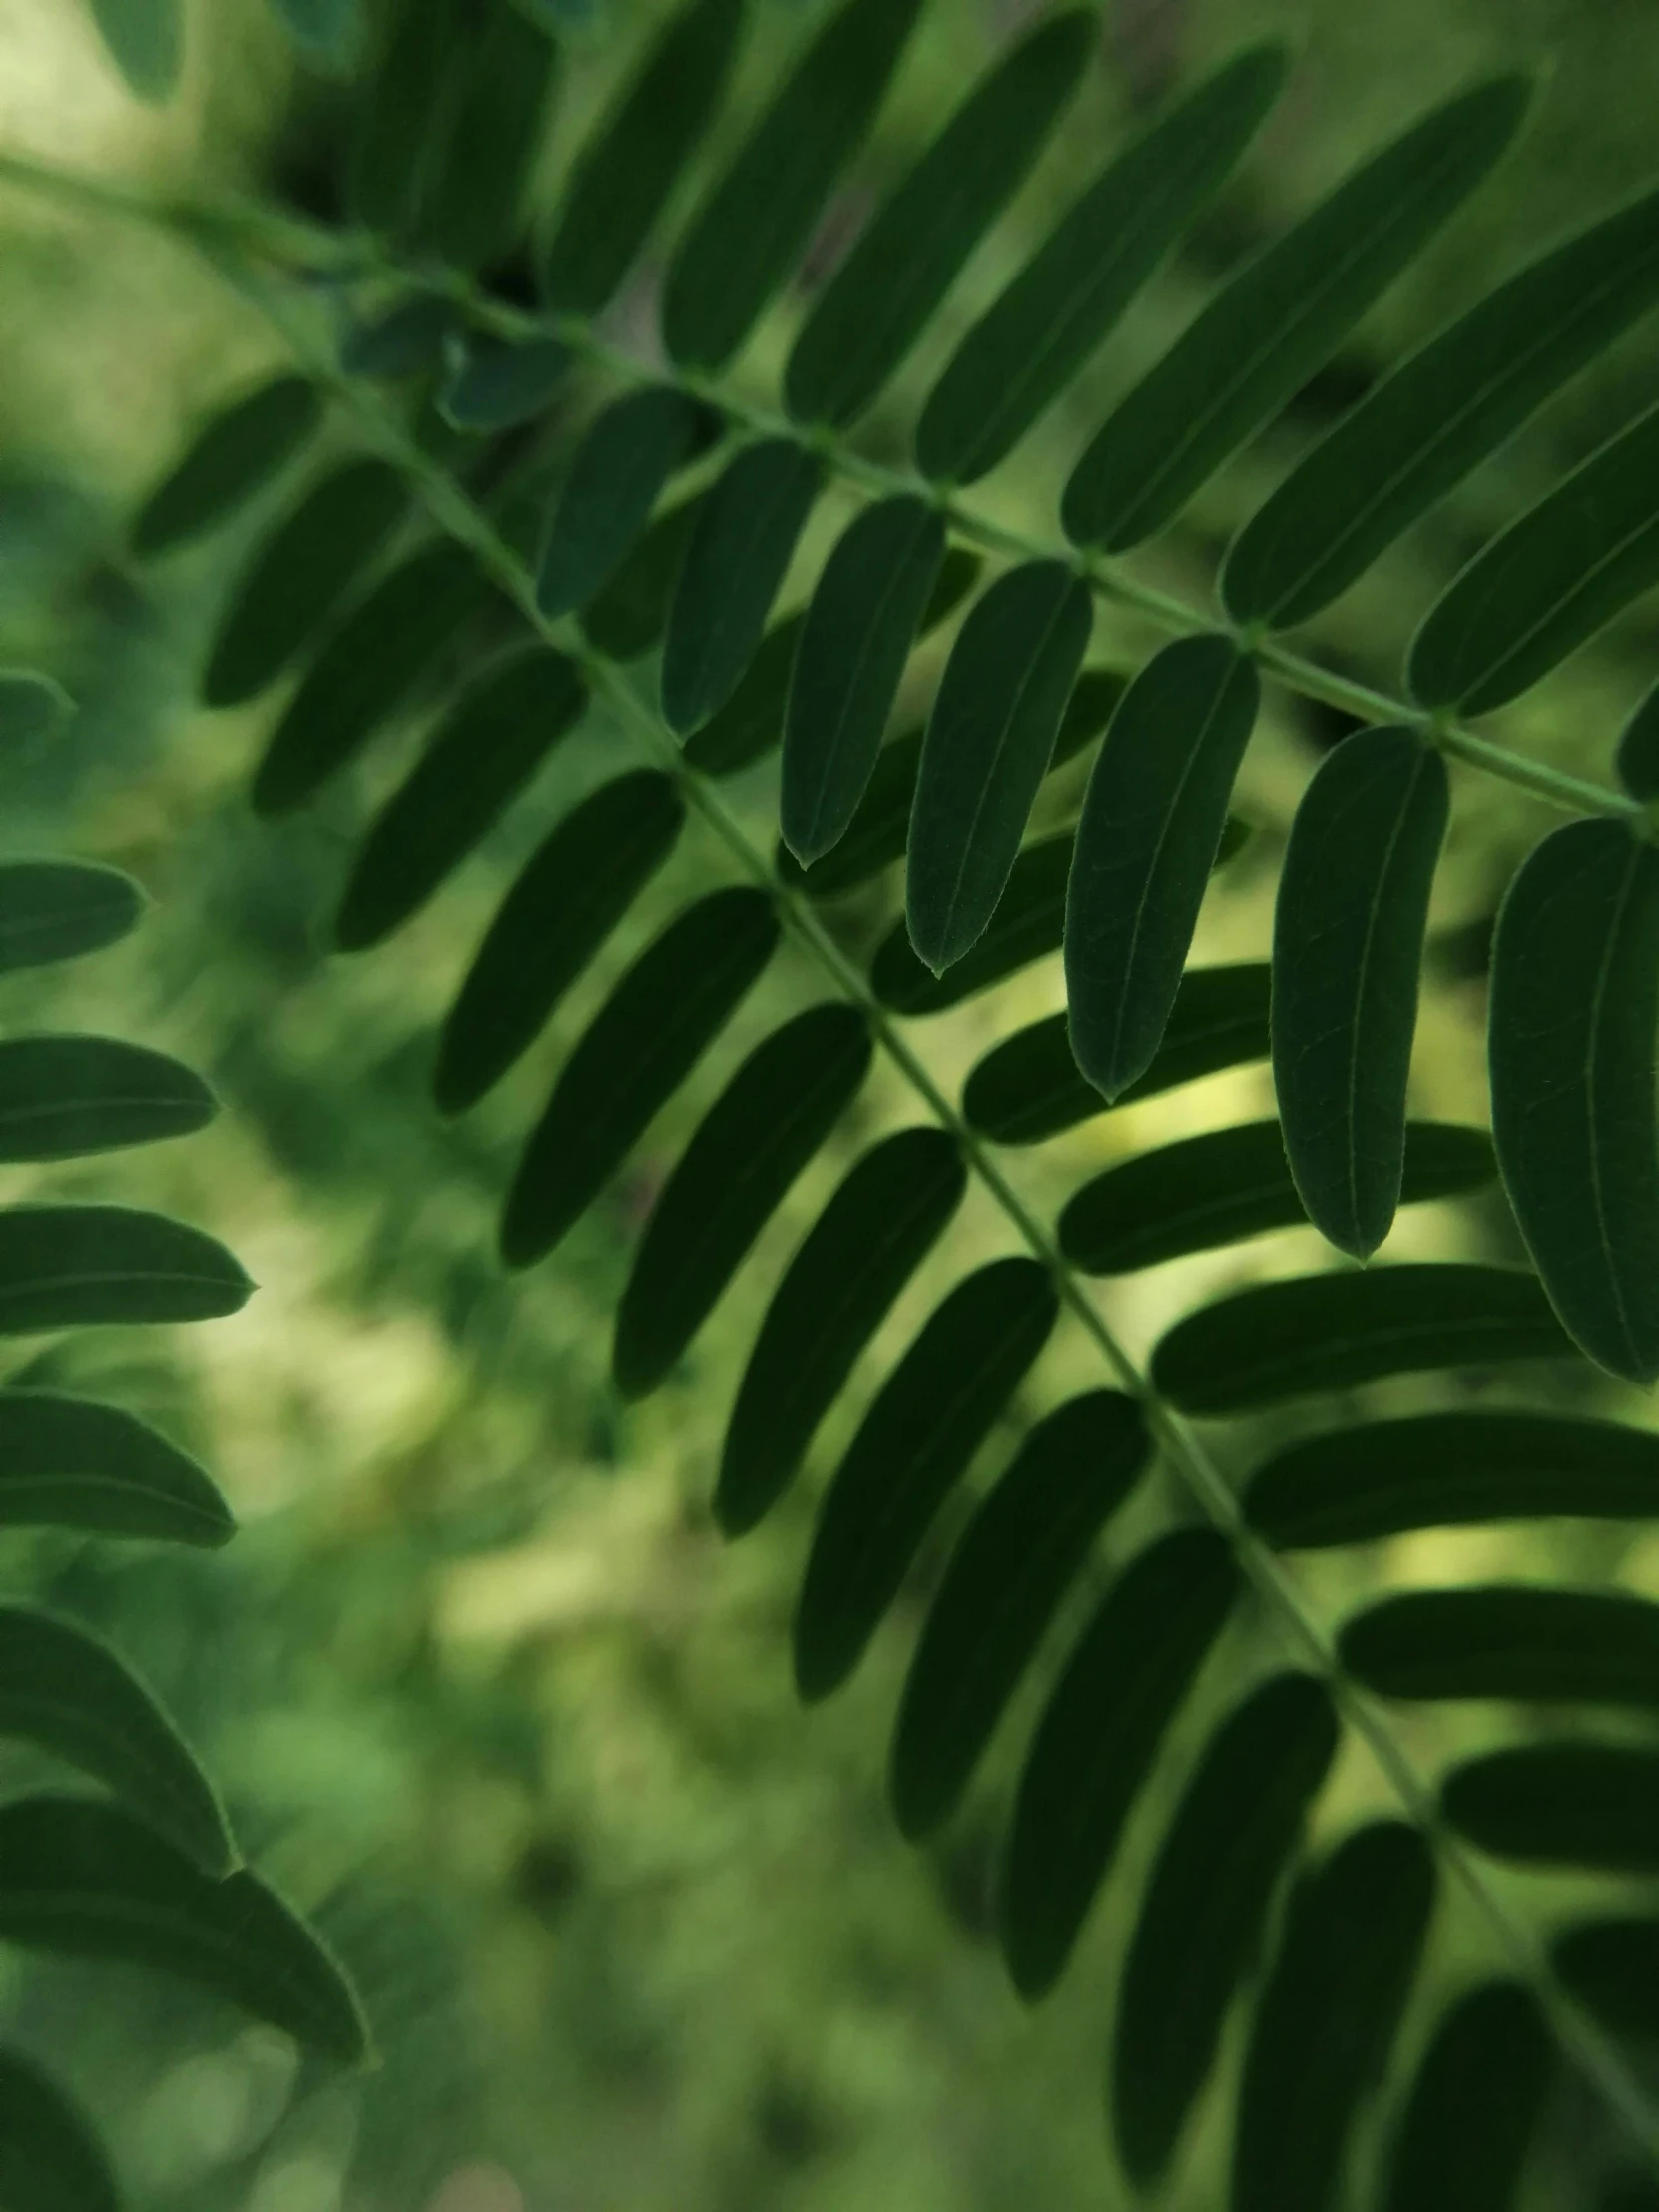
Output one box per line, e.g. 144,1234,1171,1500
0,1795,368,2063
0,670,72,751
1382,1985,1548,2212
1113,1674,1339,2187
0,1036,215,1162
1487,820,1659,1383
660,0,923,373
420,0,560,271
962,961,1271,1147
90,0,182,101
1063,77,1530,552
776,727,921,894
999,1529,1238,2001
0,2048,117,2212
612,1005,871,1401
1152,1264,1571,1416
1272,727,1450,1258
1065,635,1260,1098
337,292,455,381
131,376,321,556
906,562,1092,973
1342,1586,1659,1706
1616,682,1659,802
434,770,684,1114
267,0,359,64
348,0,459,237
1443,1743,1659,1871
781,498,944,864
203,459,408,709
1050,666,1130,770
0,1392,232,1545
717,1128,965,1537
1232,1823,1435,2212
784,11,1093,431
580,493,702,662
1409,401,1659,714
661,439,820,734
1225,184,1659,628
537,388,710,619
794,1259,1059,1703
501,889,780,1268
876,833,1071,1015
1246,1412,1659,1549
0,1207,251,1333
1554,1919,1659,2044
1060,1120,1492,1277
336,648,587,951
542,0,745,316
683,617,804,777
0,1605,232,1871
438,336,571,432
918,43,1288,486
890,1392,1150,1840
0,863,143,975
253,542,487,816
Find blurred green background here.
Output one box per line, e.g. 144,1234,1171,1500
2,2,1659,2207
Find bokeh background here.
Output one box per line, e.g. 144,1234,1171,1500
2,2,1659,2206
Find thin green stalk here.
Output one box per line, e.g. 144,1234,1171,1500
195,237,1659,2169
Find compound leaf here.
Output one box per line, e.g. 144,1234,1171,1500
1342,1585,1659,1706
0,1392,232,1546
0,1036,215,1162
877,832,1071,1015
0,1207,251,1334
132,376,321,555
777,727,922,894
580,492,702,662
537,387,709,618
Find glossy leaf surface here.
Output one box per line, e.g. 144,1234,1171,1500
0,1392,232,1546
132,377,321,555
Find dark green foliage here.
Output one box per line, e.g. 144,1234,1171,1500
1231,1824,1435,2212
1554,1919,1659,2043
794,1258,1058,1702
1066,636,1259,1098
613,1004,872,1400
502,889,780,1267
1063,77,1531,550
1342,1585,1659,1705
876,833,1073,1015
1273,727,1449,1257
1060,1119,1492,1275
338,291,455,380
0,2048,117,2212
0,670,70,750
963,962,1270,1146
0,1035,214,1161
336,646,587,950
660,0,923,372
1382,1984,1549,2212
0,1206,250,1332
349,0,460,236
0,1393,232,1545
661,438,820,733
717,1128,965,1537
0,1606,232,1870
269,0,359,65
0,864,142,975
439,335,571,431
1444,1743,1659,1870
889,1392,1151,1839
684,614,805,777
1617,683,1659,803
89,0,180,103
777,725,922,894
579,493,702,661
130,375,321,555
541,0,746,317
434,770,684,1113
203,459,408,708
905,562,1091,973
0,1796,369,2062
1113,1674,1339,2186
1488,820,1659,1382
783,11,1093,431
1000,1530,1238,2000
421,0,560,270
537,387,710,618
1154,1265,1570,1415
917,43,1289,487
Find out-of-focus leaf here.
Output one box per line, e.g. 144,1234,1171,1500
795,1259,1058,1702
537,388,710,618
0,1036,214,1162
503,889,780,1267
435,770,684,1113
661,0,923,372
1066,635,1259,1097
1487,820,1659,1382
1554,1919,1659,2044
613,1004,871,1400
1616,682,1659,802
1342,1586,1659,1706
90,0,181,101
338,292,455,380
919,43,1287,485
0,1207,251,1334
718,1129,965,1537
0,864,142,976
906,562,1092,972
0,672,72,752
891,1392,1150,1838
0,1796,368,2063
0,2047,117,2212
0,1392,232,1546
132,377,322,556
1000,1530,1238,2001
1153,1265,1571,1415
349,0,460,235
542,0,746,315
784,11,1092,430
1382,1985,1548,2212
1273,727,1449,1258
267,0,360,63
1444,1743,1659,1870
421,0,560,270
438,335,570,431
1113,1674,1338,2186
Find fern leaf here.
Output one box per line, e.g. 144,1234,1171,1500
1342,1585,1659,1705
0,2048,118,2212
0,1392,233,1546
537,388,712,618
131,376,321,556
